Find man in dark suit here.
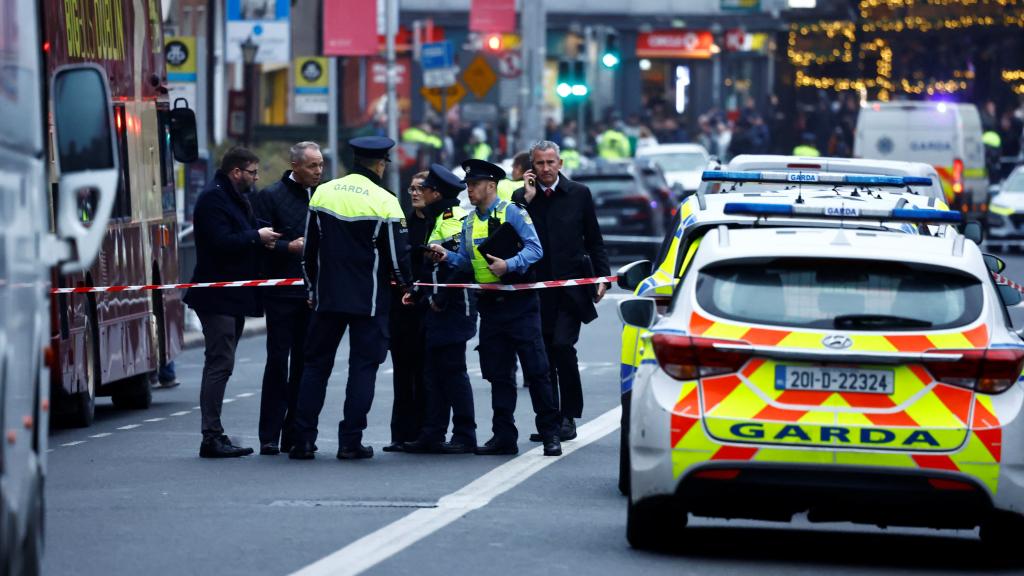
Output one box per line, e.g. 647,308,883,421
184,147,280,458
251,141,323,455
512,140,610,441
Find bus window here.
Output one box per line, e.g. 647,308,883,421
112,105,131,219
157,109,175,213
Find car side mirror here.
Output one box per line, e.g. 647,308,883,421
616,260,653,291
998,284,1022,307
52,65,119,273
618,298,658,329
169,98,199,163
962,220,984,245
984,254,1006,274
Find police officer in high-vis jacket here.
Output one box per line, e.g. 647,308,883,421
290,136,412,461
402,164,479,454
429,159,562,457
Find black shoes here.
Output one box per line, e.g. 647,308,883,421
474,437,519,456
560,418,578,441
199,435,254,458
543,438,563,457
528,433,544,442
440,440,476,454
288,442,316,460
403,439,444,454
382,442,405,453
259,443,280,456
337,444,374,460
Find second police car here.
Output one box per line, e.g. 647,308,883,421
616,172,1024,549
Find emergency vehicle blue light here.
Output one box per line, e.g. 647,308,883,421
891,208,962,223
722,203,794,216
703,170,934,188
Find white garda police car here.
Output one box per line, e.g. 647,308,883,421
618,203,1024,550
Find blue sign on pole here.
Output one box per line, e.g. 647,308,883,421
421,41,454,70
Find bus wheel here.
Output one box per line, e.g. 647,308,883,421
111,373,153,410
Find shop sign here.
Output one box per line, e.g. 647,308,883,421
724,30,769,52
636,31,715,59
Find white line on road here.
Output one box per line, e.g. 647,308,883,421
222,398,235,404
192,406,201,410
170,411,191,417
289,405,622,576
89,433,112,438
144,418,166,422
117,424,141,430
236,392,255,398
61,441,85,447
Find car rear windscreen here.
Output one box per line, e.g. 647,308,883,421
695,258,982,331
644,153,706,172
575,176,638,196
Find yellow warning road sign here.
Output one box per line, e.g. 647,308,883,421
420,82,467,112
462,55,497,99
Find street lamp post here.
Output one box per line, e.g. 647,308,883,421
240,36,259,147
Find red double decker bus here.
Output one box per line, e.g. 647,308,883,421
44,0,184,426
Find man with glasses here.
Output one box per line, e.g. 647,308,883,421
185,147,281,458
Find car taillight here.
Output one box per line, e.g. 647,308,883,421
952,158,964,194
651,334,752,380
922,348,1024,394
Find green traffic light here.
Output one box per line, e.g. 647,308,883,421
602,52,620,68
557,82,573,98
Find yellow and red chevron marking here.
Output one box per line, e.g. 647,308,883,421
934,165,956,204
664,312,1006,493
689,311,989,351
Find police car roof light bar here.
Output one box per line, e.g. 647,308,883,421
722,202,963,224
702,170,933,188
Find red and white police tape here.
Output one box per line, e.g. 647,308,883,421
48,276,618,294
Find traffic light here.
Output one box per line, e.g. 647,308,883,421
601,31,620,69
557,59,588,99
484,33,503,51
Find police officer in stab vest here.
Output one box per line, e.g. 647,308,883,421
402,164,479,454
289,136,413,461
429,159,563,457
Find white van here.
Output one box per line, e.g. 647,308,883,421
854,101,988,217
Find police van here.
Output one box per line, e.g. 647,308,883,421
854,101,988,218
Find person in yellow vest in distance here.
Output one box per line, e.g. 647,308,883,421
598,122,631,160
402,121,443,150
560,137,582,171
792,132,821,157
468,127,493,161
496,151,533,202
427,159,563,457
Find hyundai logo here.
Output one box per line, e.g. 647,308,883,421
822,334,853,350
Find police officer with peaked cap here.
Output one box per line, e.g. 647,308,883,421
289,136,413,461
402,164,479,454
429,159,562,457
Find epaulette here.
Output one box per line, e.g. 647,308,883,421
442,208,454,219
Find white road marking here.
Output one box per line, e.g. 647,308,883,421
117,424,141,430
46,449,55,453
192,406,201,410
170,411,191,417
89,433,112,438
236,392,255,398
223,398,235,404
61,441,86,447
289,406,622,576
238,357,253,363
144,418,166,423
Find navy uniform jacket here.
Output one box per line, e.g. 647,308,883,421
303,165,412,316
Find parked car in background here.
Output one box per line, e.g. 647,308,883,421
987,165,1024,251
572,161,675,260
636,143,711,198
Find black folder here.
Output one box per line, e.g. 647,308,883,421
476,222,523,261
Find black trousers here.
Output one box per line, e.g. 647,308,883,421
418,341,476,445
197,312,245,440
477,293,560,443
388,300,425,443
292,310,389,449
259,297,310,447
540,291,584,419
